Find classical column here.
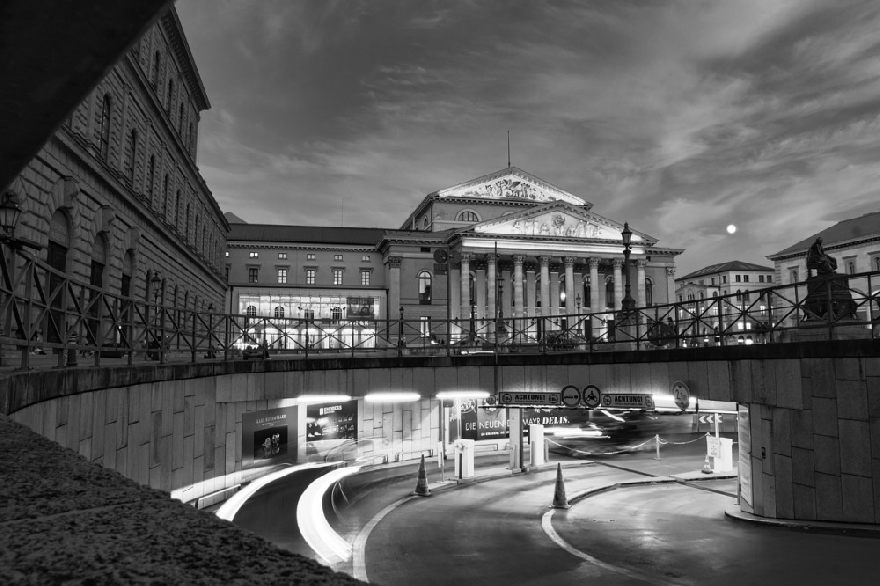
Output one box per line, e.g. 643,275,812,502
525,266,536,316
666,266,676,305
539,256,550,317
588,258,600,311
636,259,646,308
475,266,487,320
449,263,461,330
487,254,496,322
387,256,402,321
564,257,575,316
460,252,471,324
613,258,623,311
513,255,524,318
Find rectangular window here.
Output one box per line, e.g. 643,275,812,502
333,268,343,285
307,253,316,261
766,275,772,283
248,267,258,283
334,254,343,261
789,268,799,283
758,275,764,283
743,275,749,282
420,316,432,337
249,251,259,258
276,268,287,284
278,252,287,260
303,309,315,321
735,274,741,282
361,269,371,286
306,268,316,285
362,255,370,262
845,259,856,275
722,276,727,284
873,256,880,271
710,277,716,285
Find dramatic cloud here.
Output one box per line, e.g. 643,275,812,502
177,0,880,274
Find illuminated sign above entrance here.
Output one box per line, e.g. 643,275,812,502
600,393,655,410
498,392,561,406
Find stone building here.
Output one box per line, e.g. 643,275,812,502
3,7,228,334
225,167,681,348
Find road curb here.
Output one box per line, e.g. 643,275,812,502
723,505,880,539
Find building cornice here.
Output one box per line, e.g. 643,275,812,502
160,8,210,110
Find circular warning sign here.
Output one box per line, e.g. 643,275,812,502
500,392,513,404
582,385,602,408
671,380,690,411
561,385,581,407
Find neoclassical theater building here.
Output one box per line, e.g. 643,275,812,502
226,167,681,346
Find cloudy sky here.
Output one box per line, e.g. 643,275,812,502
177,0,880,275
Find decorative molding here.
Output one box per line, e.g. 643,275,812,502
613,258,623,270
563,256,576,266
588,257,600,269
666,266,676,277
387,256,402,268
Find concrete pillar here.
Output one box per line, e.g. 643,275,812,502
613,258,623,311
564,256,575,316
513,255,524,318
637,259,646,308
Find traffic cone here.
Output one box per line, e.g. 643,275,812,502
551,463,570,509
701,453,714,475
412,454,432,497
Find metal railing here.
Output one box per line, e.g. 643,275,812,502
1,244,878,372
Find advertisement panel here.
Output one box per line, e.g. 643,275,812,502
242,406,299,469
737,403,752,511
306,401,358,441
459,405,591,441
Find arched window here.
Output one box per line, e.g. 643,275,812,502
418,271,432,304
98,94,112,160
185,203,191,236
166,78,175,111
645,277,653,307
274,306,285,318
174,190,181,226
735,289,742,300
152,51,161,87
124,129,138,182
455,209,480,222
246,305,257,317
699,291,705,300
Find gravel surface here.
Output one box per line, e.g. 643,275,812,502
0,415,364,585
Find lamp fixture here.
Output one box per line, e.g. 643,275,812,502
0,192,22,240
436,390,490,400
364,392,421,403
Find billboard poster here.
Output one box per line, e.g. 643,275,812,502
459,405,591,441
306,401,358,441
242,406,298,469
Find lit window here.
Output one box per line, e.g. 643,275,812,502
246,305,257,317
225,251,229,257
362,255,370,262
306,268,316,285
248,268,258,283
278,253,287,260
361,269,371,286
420,316,432,337
274,306,284,318
334,254,343,261
455,210,480,222
307,253,316,261
333,268,343,285
331,306,342,323
418,271,432,304
249,251,259,258
277,268,287,284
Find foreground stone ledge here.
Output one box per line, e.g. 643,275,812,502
0,415,364,585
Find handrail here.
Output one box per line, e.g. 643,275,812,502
1,244,877,372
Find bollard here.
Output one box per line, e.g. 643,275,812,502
654,433,661,460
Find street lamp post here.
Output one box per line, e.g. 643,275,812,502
620,222,636,319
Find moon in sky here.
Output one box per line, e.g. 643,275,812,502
726,224,737,234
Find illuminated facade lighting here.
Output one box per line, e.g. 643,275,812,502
436,390,490,399
365,392,421,402
291,394,353,404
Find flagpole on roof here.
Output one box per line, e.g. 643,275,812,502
507,130,511,168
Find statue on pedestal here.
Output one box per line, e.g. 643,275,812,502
803,237,857,320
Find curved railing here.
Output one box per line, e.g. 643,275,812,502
1,245,878,371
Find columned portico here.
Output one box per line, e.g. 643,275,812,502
636,259,646,308
460,252,471,323
513,255,524,318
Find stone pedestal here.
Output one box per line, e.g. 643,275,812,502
789,320,872,342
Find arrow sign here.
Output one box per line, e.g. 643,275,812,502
697,414,722,424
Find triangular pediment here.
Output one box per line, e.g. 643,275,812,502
435,167,589,207
471,201,654,243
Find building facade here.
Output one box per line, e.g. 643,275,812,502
3,7,228,334
674,261,775,345
225,167,682,349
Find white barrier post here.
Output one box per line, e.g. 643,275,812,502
654,433,661,460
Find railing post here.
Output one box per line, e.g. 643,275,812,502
94,292,104,367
